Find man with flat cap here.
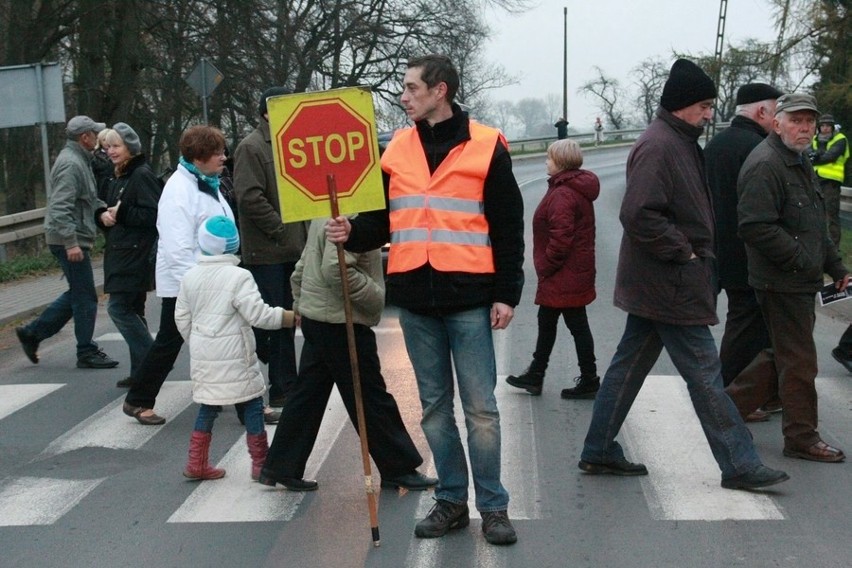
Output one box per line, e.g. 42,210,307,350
705,83,784,420
578,60,789,490
234,87,309,411
726,93,848,463
16,116,118,369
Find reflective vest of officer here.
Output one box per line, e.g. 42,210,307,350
812,133,849,183
382,122,500,275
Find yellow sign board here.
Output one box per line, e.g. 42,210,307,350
267,87,385,222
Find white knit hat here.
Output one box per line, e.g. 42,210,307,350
198,215,239,255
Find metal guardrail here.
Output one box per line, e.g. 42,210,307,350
0,207,46,246
509,128,646,154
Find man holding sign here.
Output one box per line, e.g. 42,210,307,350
326,54,524,546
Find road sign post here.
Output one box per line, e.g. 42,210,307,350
184,58,223,124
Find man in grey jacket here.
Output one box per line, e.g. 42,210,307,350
234,87,309,407
726,93,848,463
578,60,788,490
16,115,118,369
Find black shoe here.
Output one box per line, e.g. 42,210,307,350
263,407,281,424
721,465,790,490
414,499,470,538
831,347,852,374
481,510,517,545
116,376,134,388
561,375,600,399
257,471,318,491
76,350,119,369
16,327,40,364
506,366,544,395
578,457,648,476
381,471,438,490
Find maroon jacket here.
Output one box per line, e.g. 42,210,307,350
533,168,599,307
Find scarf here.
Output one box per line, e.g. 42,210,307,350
179,156,220,192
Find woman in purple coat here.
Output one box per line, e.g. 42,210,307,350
507,139,601,399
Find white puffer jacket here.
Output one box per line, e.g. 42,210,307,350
175,254,295,405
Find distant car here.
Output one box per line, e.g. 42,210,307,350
377,130,394,150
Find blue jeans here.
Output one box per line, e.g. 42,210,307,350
194,397,264,435
581,314,761,480
25,245,99,358
108,292,153,377
399,307,509,512
246,263,298,401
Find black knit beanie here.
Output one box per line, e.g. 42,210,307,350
259,87,291,117
660,59,717,112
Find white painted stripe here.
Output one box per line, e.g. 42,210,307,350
96,332,156,342
0,384,64,420
168,387,350,523
42,382,194,457
0,476,104,526
623,375,785,521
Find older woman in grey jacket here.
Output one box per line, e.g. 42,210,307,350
258,218,436,492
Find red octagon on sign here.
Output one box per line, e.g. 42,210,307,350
276,98,376,201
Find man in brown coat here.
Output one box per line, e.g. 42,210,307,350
234,87,309,407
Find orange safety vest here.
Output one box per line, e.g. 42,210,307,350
381,122,502,275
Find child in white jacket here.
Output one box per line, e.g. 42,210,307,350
175,216,295,481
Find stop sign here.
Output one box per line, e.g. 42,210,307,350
276,98,376,200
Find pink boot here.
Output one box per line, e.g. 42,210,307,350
183,431,226,480
246,431,268,481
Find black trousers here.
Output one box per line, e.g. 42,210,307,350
531,305,597,377
264,316,423,479
719,288,771,386
125,297,184,409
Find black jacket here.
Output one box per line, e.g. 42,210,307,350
738,133,847,293
95,154,162,293
346,105,525,312
705,115,768,290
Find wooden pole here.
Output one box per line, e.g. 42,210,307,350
326,174,380,546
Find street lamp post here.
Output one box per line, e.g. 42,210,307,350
563,7,568,121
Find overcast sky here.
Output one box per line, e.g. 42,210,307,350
484,0,780,130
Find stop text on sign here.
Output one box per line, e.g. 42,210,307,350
287,131,366,168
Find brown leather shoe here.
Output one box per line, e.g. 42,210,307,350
745,409,770,422
123,402,166,426
783,440,845,463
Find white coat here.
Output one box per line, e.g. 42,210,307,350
175,254,294,405
155,163,234,298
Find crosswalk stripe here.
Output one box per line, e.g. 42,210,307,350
0,384,64,421
42,382,194,457
0,476,104,526
623,375,786,521
168,387,350,523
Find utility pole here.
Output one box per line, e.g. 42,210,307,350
710,0,728,137
562,7,568,121
771,0,791,83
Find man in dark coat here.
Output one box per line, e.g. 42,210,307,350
578,59,789,491
234,87,309,407
705,83,783,418
726,93,848,463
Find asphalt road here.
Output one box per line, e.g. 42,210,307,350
1,147,851,567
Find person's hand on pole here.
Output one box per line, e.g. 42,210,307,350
325,216,351,243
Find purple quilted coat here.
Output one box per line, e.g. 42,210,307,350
533,168,600,308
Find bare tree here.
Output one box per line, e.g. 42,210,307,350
512,97,549,137
631,57,668,125
578,66,626,130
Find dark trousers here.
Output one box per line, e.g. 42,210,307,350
837,324,852,356
26,246,99,358
531,305,596,377
725,291,820,450
719,288,771,386
820,178,841,248
246,263,298,401
264,316,422,479
125,297,184,409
